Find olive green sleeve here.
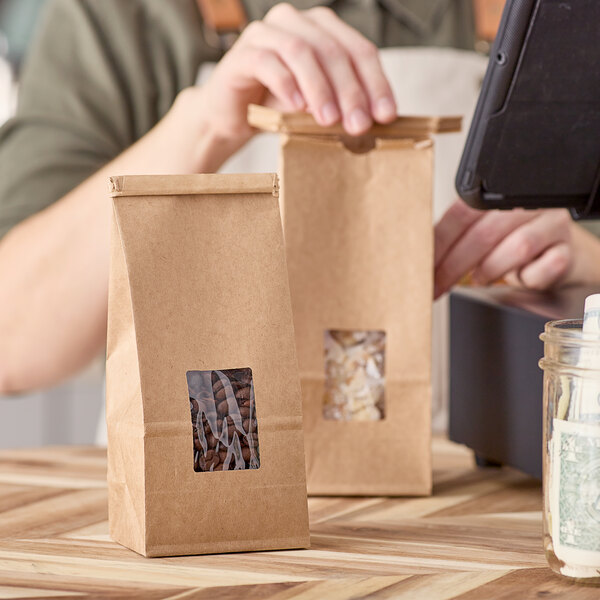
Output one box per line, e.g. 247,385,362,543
0,0,210,241
579,220,600,238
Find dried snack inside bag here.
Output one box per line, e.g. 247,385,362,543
324,330,385,421
188,368,260,472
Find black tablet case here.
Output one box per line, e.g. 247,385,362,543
456,0,600,216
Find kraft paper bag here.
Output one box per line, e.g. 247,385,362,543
106,173,309,557
249,106,461,496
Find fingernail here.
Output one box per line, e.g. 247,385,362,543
375,97,396,121
292,92,305,110
347,107,371,134
320,102,340,126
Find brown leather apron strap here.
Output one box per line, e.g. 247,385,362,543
472,0,506,42
196,0,247,50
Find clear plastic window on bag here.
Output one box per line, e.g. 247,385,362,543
323,330,386,421
186,368,260,472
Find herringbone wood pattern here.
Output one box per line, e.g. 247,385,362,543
0,439,593,599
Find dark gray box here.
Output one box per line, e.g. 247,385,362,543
449,285,599,479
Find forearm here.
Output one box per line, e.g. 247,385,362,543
0,88,233,394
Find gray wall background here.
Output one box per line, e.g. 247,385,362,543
0,359,105,448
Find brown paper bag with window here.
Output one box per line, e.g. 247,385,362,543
106,173,309,556
249,106,461,496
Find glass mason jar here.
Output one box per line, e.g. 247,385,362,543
539,319,600,582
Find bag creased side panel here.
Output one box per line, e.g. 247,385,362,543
106,200,147,555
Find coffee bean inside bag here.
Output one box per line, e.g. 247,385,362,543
106,173,309,557
249,106,461,496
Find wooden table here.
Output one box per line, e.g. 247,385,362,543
0,438,596,599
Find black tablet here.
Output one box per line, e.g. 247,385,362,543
456,0,600,217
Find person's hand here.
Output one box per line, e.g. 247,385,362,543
176,3,396,168
433,199,600,299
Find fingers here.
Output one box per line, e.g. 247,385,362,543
470,210,571,285
434,199,483,268
434,206,538,298
265,6,372,134
434,206,574,299
503,271,522,287
248,48,305,112
255,3,394,134
305,6,396,124
242,19,341,127
517,242,572,290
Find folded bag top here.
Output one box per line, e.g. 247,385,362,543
248,104,462,138
108,172,279,196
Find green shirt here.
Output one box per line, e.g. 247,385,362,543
0,0,475,240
